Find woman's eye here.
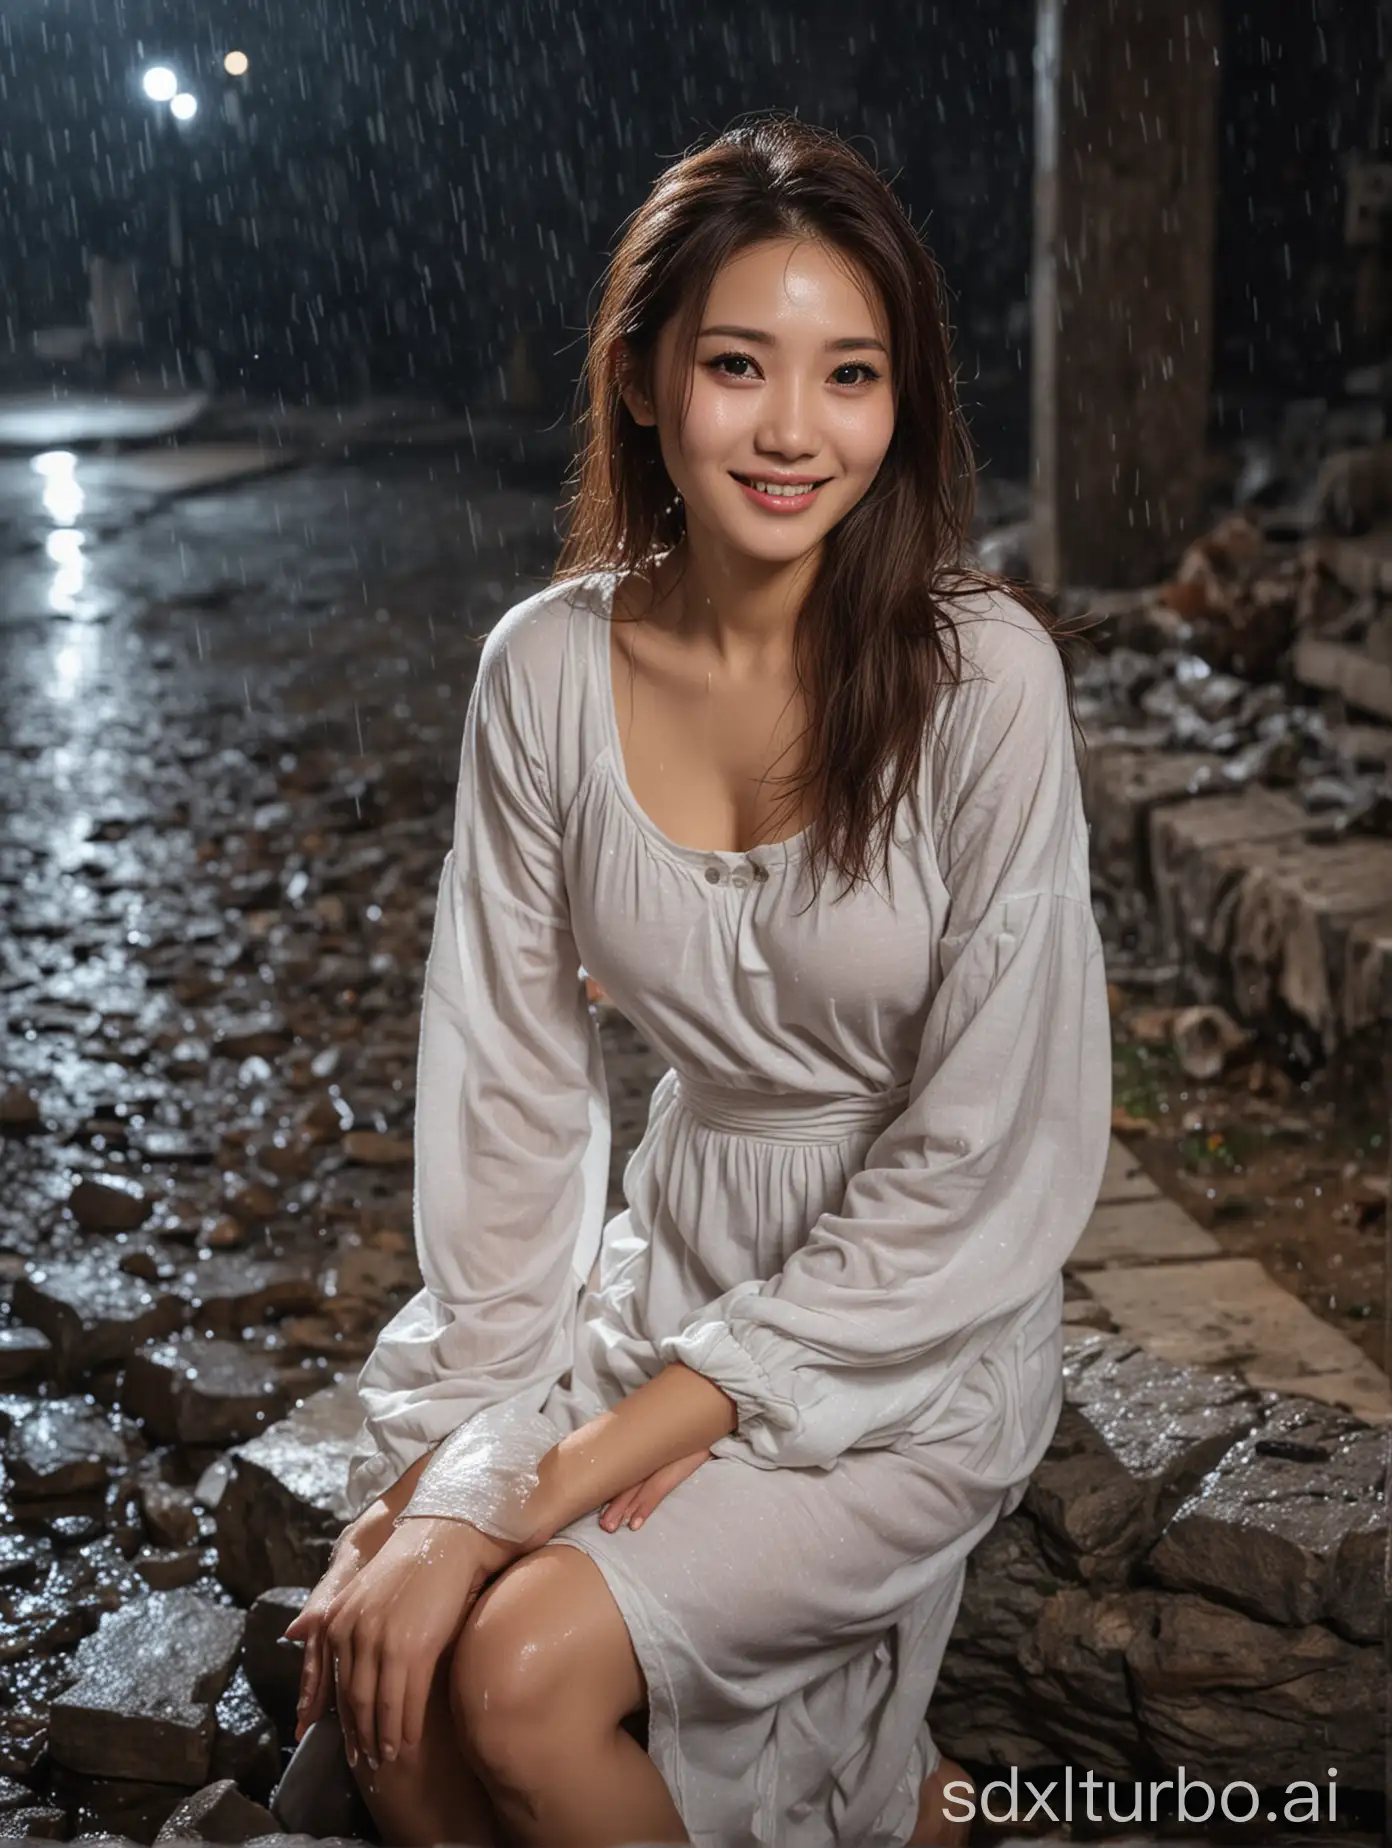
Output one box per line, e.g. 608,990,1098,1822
831,362,881,387
707,352,758,378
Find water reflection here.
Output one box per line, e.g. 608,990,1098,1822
30,450,96,623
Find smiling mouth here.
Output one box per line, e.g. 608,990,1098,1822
731,473,832,498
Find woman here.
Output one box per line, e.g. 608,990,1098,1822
283,114,1111,1848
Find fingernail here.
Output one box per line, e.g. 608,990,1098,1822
367,1754,378,1772
345,1741,357,1767
383,1744,396,1763
631,1515,645,1530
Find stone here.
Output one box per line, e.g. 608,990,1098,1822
0,1803,66,1836
0,1535,51,1591
176,1257,320,1339
1294,633,1392,722
0,1780,42,1814
1147,1398,1385,1642
211,1015,293,1060
1126,1592,1383,1787
70,1176,154,1234
340,1130,413,1166
1069,1198,1220,1269
930,1512,1155,1778
134,1547,204,1590
1147,787,1312,970
208,1669,280,1806
1095,1139,1160,1205
123,1339,289,1446
153,1778,279,1845
215,1383,360,1603
242,1589,310,1744
1083,746,1227,945
0,1088,40,1131
1225,833,1392,1051
46,1763,187,1845
48,1588,245,1787
139,1480,201,1550
1082,1257,1392,1420
0,1327,51,1385
242,1589,310,1737
1023,1336,1260,1585
13,1259,189,1382
4,1398,138,1501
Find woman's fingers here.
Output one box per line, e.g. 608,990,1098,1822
297,1633,329,1739
345,1629,382,1769
332,1626,359,1768
375,1647,410,1764
599,1486,638,1533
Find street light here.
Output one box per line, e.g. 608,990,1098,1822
223,51,249,76
142,65,178,103
170,93,198,121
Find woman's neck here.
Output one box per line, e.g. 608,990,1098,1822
657,530,820,678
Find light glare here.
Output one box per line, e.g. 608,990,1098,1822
223,50,249,76
170,92,199,121
142,66,178,102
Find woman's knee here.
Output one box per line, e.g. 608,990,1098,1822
450,1546,643,1782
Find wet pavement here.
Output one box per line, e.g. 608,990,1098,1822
0,446,659,1804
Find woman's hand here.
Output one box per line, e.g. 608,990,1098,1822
282,1501,398,1743
318,1515,520,1771
598,1446,712,1533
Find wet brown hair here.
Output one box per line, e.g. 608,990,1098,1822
554,112,1082,907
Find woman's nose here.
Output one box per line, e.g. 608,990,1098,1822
756,379,816,460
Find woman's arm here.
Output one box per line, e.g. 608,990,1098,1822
527,1363,737,1542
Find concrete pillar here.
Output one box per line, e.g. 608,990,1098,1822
1031,0,1222,590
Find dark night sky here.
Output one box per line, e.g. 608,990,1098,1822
0,0,1379,442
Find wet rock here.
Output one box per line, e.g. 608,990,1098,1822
209,1670,280,1807
48,1588,245,1787
1147,1399,1385,1643
13,1259,188,1383
4,1398,139,1501
124,1339,289,1447
0,1711,46,1780
70,1175,154,1233
340,1130,412,1167
0,1328,51,1385
0,1780,43,1812
134,1547,204,1590
930,1515,1154,1777
139,1481,200,1550
217,1175,280,1229
0,1088,40,1134
1022,1337,1260,1585
0,1535,52,1591
242,1589,309,1737
177,1257,320,1340
1127,1592,1382,1786
211,1016,292,1061
1169,1004,1251,1080
153,1779,279,1846
215,1382,360,1603
0,1803,65,1836
46,1764,187,1845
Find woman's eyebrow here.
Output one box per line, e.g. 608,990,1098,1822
698,324,888,354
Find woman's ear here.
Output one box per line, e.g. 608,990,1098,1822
617,342,658,428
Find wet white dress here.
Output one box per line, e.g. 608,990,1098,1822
343,568,1112,1848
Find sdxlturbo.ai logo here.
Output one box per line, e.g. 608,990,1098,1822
943,1765,1341,1828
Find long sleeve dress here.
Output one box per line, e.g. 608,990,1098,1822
343,567,1112,1848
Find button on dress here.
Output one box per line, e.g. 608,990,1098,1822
344,568,1112,1848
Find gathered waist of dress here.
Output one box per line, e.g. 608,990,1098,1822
671,1072,912,1143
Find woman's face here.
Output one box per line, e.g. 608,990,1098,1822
626,237,895,568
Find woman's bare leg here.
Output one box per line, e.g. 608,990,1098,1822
350,1656,503,1847
909,1755,974,1847
452,1545,690,1847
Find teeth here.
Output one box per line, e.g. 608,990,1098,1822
748,480,818,497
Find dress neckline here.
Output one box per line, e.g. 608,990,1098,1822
588,569,813,868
